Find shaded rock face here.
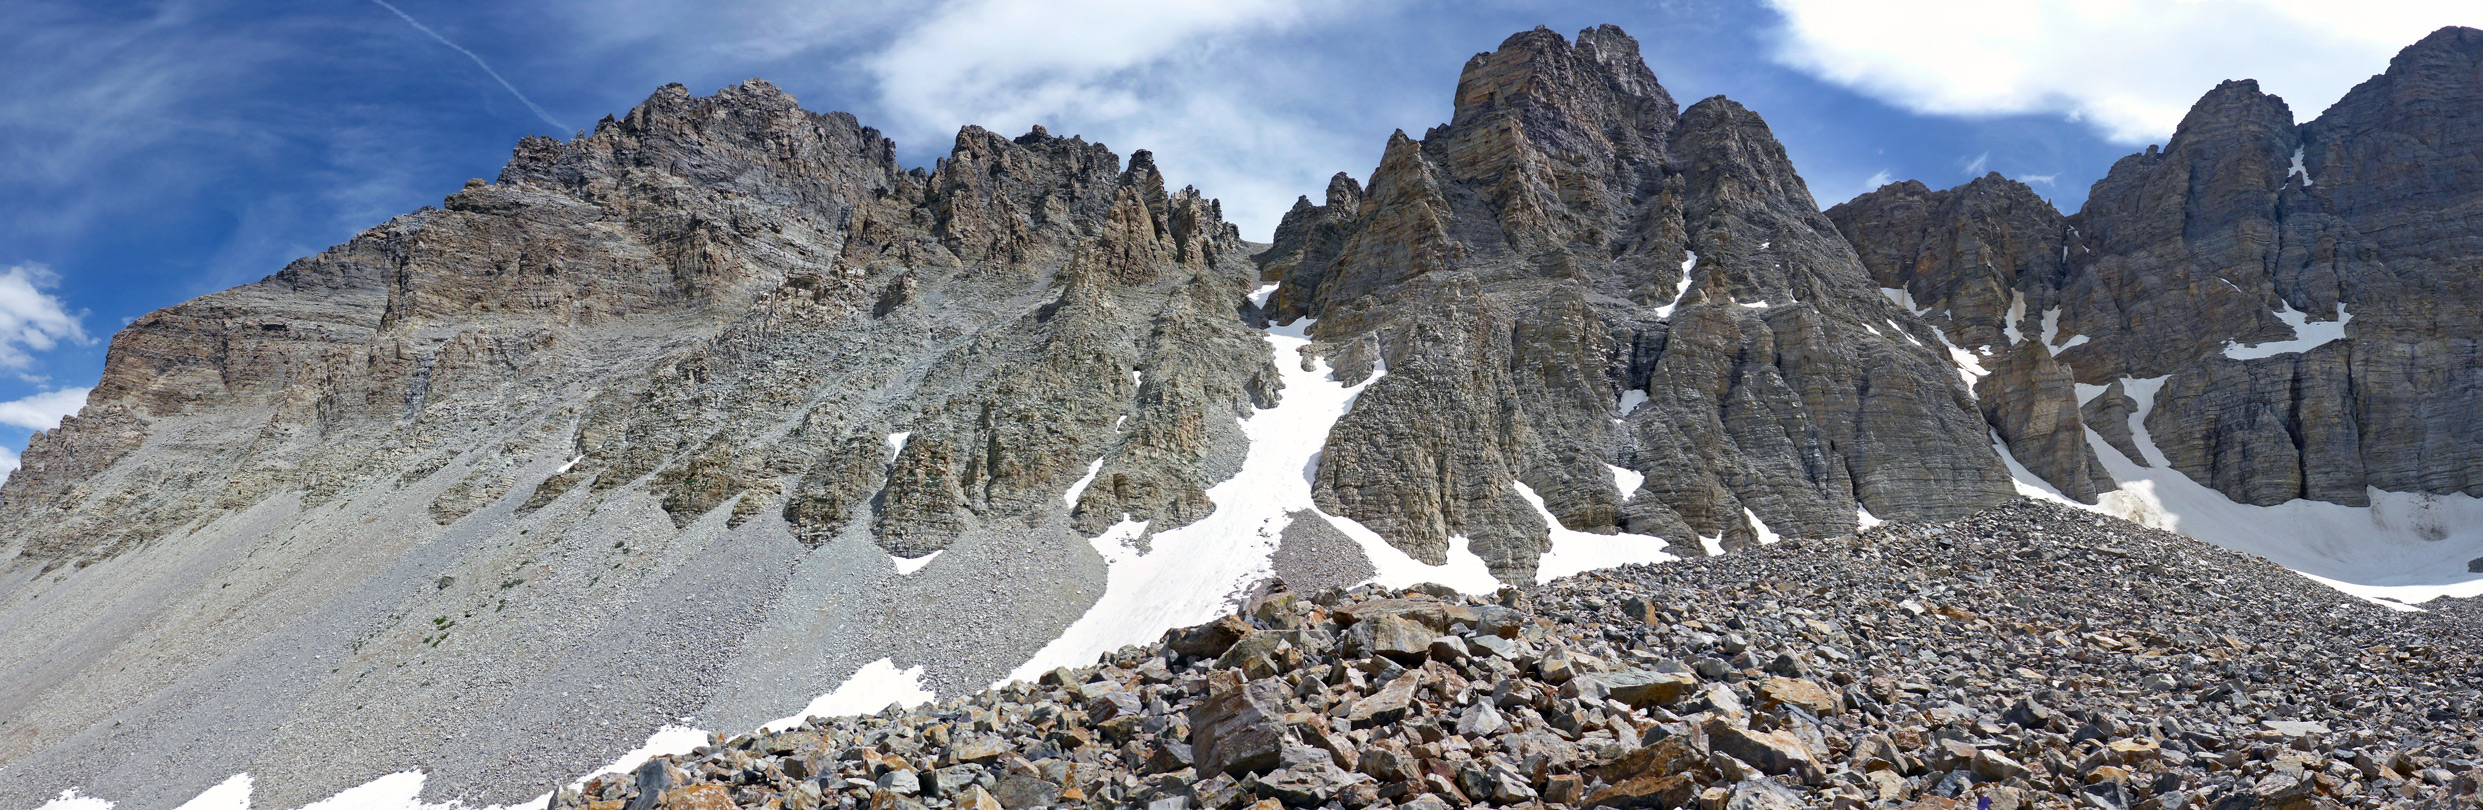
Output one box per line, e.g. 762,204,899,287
1257,25,2015,577
1831,26,2483,508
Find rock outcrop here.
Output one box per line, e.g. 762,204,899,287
1258,26,2015,575
1831,26,2483,509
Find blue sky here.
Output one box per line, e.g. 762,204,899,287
1,0,2475,476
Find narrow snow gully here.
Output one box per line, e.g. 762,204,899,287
998,284,1497,685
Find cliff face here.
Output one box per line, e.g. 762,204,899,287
1831,26,2483,509
1257,26,2015,578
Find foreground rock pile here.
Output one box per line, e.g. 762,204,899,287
553,500,2483,810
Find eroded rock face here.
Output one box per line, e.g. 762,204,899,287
1831,26,2483,509
1259,26,2014,575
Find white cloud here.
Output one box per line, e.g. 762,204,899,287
0,265,89,370
2021,173,2058,185
0,444,17,483
0,387,89,432
1763,0,2483,144
1861,169,1894,194
1962,151,1989,175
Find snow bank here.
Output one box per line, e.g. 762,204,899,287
1989,375,2483,607
2223,305,2349,360
763,658,937,731
1519,482,1676,585
890,550,942,575
169,776,251,810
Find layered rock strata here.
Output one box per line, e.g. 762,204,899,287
1830,26,2483,508
1256,26,2015,576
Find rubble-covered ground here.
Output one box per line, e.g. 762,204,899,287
555,500,2483,810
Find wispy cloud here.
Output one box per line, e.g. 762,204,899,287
0,386,89,432
1763,0,2483,144
2021,173,2058,185
1861,169,1893,193
0,265,89,370
367,0,568,132
1963,151,1989,175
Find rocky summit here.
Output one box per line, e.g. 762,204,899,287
5,21,2483,810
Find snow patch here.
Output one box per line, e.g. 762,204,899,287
2223,305,2350,360
1880,286,1927,315
1856,508,1884,531
2005,376,2483,606
885,431,910,461
765,658,937,731
1886,319,1924,347
891,550,942,575
1737,299,1770,309
1655,251,1698,319
170,776,252,810
1063,457,1105,507
1743,508,1783,546
2002,292,2026,344
1518,481,1676,584
35,791,113,810
2288,146,2312,187
555,454,585,475
1617,388,1648,420
1607,465,1644,502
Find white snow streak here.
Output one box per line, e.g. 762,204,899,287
1655,251,1698,319
885,431,911,461
1519,481,1676,585
2223,304,2350,360
1000,284,1498,685
1743,508,1784,546
2289,146,2312,187
1063,457,1105,506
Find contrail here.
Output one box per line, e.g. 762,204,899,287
367,0,568,132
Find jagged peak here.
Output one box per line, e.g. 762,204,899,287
2161,78,2296,155
1449,23,1676,134
1322,172,1364,208
2397,25,2483,64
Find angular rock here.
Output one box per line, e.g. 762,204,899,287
1190,672,1294,777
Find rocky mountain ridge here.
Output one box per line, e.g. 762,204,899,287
3,22,2482,810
